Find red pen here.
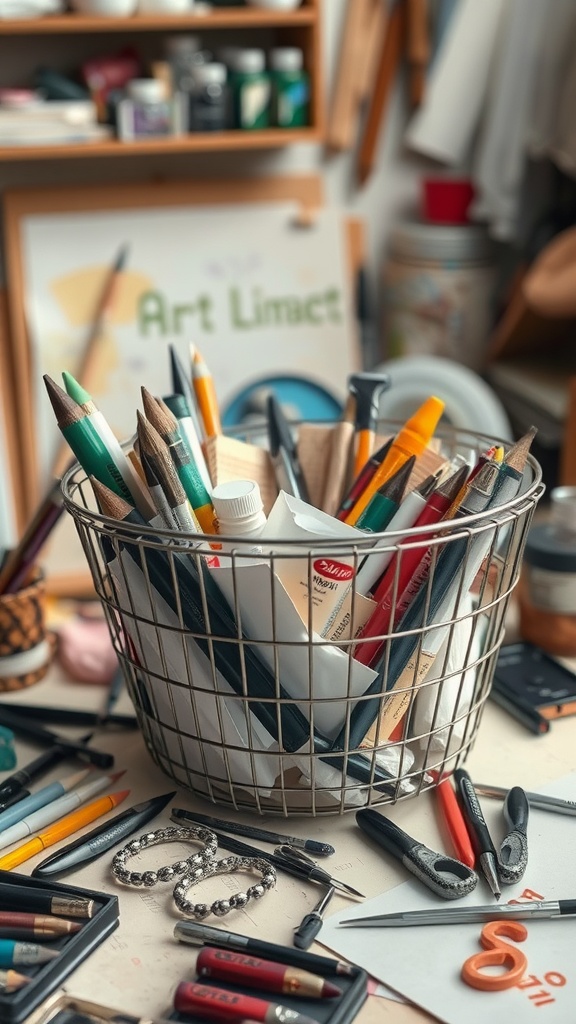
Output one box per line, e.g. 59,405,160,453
174,981,321,1024
353,463,469,667
196,948,341,999
433,774,476,869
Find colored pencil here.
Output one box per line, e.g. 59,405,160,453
191,344,222,438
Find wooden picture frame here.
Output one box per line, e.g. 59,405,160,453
3,174,362,596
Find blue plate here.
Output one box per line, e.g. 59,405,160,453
222,374,344,427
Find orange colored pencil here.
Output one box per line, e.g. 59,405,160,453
0,790,130,871
191,345,222,439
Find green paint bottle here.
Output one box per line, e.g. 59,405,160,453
270,47,309,128
230,49,271,130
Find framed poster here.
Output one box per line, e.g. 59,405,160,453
4,176,361,594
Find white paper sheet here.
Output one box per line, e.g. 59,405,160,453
319,772,576,1024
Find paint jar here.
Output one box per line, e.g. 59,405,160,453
269,47,309,128
229,49,271,130
518,487,576,656
0,567,55,692
381,220,495,371
164,35,201,93
211,479,267,545
189,63,229,132
119,79,173,138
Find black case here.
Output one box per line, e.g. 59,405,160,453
169,946,368,1024
0,869,119,1024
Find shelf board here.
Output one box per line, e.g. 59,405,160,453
0,7,316,33
0,125,322,159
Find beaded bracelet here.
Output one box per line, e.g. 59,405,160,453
173,855,277,919
111,826,218,888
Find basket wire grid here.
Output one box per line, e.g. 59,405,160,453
62,424,543,816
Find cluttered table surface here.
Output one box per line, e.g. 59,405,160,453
1,638,575,1024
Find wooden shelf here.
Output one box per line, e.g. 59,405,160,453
0,126,322,160
0,6,316,33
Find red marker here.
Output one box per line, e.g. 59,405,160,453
353,464,469,667
433,774,476,870
174,981,321,1024
196,948,341,999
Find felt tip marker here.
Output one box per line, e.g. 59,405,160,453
196,948,341,998
174,980,321,1024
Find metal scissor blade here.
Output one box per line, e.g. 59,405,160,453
275,845,365,899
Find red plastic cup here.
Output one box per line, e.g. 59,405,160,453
422,178,475,225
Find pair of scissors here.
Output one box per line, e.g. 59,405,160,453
356,808,478,899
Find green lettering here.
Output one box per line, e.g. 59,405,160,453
172,303,196,333
325,287,342,323
229,287,253,329
304,295,323,324
197,294,214,332
263,297,291,325
286,297,304,325
138,290,169,337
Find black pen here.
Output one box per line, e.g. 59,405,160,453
173,920,355,976
171,809,334,857
0,703,138,730
0,708,114,769
454,768,501,899
31,791,176,879
0,733,94,810
266,394,310,503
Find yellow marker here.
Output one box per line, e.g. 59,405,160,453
191,345,222,439
345,395,445,525
0,790,130,871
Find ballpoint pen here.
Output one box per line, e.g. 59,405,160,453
0,703,137,731
293,885,336,950
0,743,92,810
0,708,113,769
170,810,334,857
339,899,576,928
454,768,501,900
474,783,576,816
266,394,311,504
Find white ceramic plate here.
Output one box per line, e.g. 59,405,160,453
373,355,513,442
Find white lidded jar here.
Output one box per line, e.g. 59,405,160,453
212,479,267,548
382,220,495,371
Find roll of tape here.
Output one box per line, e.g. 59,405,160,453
374,355,512,441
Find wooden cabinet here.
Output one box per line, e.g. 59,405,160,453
0,0,323,160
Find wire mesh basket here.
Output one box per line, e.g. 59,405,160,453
62,423,543,816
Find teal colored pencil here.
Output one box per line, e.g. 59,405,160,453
44,376,134,504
